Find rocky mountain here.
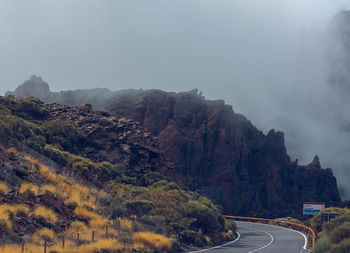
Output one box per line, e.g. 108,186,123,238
105,89,340,218
6,77,341,218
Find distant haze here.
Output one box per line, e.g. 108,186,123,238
2,0,350,198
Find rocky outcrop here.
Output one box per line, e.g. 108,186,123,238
106,89,341,217
41,102,174,181
6,79,341,218
6,75,50,99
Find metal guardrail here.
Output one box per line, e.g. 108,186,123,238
224,215,316,250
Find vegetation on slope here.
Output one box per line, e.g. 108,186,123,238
312,207,350,253
0,95,236,252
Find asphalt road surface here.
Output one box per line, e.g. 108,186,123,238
188,221,311,253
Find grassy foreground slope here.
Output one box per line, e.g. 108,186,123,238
0,96,236,252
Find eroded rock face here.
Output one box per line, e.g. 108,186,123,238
106,90,341,217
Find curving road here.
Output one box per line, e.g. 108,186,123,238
188,221,311,253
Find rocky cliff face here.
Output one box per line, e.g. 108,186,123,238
7,79,341,217
106,89,340,217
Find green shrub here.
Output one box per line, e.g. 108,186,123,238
330,222,350,244
314,235,330,253
126,200,154,218
185,200,224,234
179,230,207,247
95,110,111,117
329,238,350,253
0,105,11,115
16,97,49,120
40,118,84,152
0,115,44,147
79,103,92,112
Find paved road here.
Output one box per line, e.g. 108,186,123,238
189,221,311,253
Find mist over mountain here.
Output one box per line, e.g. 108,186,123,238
6,76,342,218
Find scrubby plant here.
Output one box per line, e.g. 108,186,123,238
33,206,58,224
133,232,172,251
19,182,40,196
0,182,10,195
126,200,154,218
95,110,111,117
185,200,224,235
40,118,84,152
79,103,92,112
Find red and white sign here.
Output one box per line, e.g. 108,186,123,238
303,202,325,215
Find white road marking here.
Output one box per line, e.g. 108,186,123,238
186,232,241,253
247,228,274,253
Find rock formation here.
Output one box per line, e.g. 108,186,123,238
6,79,341,218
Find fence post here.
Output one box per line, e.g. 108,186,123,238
62,235,65,249
105,226,109,238
92,230,95,242
44,239,47,253
21,239,24,253
76,233,80,247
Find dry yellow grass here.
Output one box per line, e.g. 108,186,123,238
89,216,110,229
47,170,58,182
120,218,132,230
67,221,88,235
72,183,89,201
39,164,50,176
74,206,94,220
0,182,9,195
9,204,31,216
64,191,81,206
74,239,122,253
35,227,55,241
7,147,17,154
40,184,57,195
33,206,58,224
0,205,12,229
19,182,40,196
81,200,96,211
133,232,172,251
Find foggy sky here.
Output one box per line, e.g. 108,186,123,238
1,0,350,198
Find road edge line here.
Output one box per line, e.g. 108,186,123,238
186,232,241,253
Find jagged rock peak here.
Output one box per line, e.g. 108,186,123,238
6,75,50,99
308,155,321,169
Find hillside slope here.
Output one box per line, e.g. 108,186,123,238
0,96,235,252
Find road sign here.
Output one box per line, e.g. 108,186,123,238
303,202,325,215
321,213,339,224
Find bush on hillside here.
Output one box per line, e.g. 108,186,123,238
41,118,85,152
185,200,224,234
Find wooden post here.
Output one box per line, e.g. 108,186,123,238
21,240,24,253
95,192,99,205
62,235,65,249
117,218,121,231
105,226,108,238
92,230,95,243
76,233,80,246
44,239,47,253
